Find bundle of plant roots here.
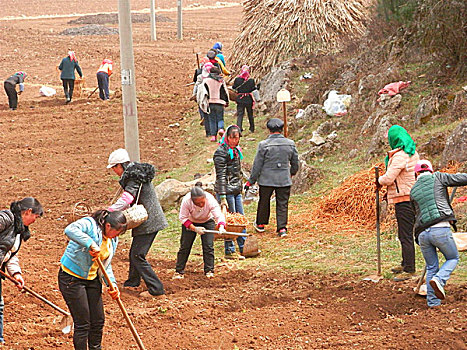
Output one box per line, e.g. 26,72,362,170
312,164,391,231
230,0,369,76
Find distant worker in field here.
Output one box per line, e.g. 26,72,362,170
58,50,83,104
193,59,213,137
232,65,256,133
96,58,113,101
214,125,246,259
203,66,229,142
3,71,27,110
212,42,226,66
245,118,299,237
174,183,226,279
206,49,230,76
377,125,419,281
410,159,467,307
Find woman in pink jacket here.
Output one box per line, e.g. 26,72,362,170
377,125,420,281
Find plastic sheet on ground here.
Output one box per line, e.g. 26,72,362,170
39,86,56,97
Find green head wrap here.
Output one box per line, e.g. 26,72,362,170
384,125,416,167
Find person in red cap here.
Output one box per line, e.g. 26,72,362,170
410,159,467,307
96,58,113,100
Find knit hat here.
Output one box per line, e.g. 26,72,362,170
107,149,130,168
213,42,223,51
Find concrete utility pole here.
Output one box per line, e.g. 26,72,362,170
150,0,156,41
118,0,140,162
177,0,182,40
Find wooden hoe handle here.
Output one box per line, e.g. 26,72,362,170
95,258,146,350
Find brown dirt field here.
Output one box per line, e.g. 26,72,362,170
0,2,466,349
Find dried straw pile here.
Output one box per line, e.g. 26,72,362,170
311,164,387,231
230,0,369,76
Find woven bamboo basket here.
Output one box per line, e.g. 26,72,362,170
64,202,92,224
214,208,248,240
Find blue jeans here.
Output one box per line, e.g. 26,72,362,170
217,193,246,254
418,227,459,307
208,104,225,137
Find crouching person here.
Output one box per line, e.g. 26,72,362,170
174,183,226,279
58,210,127,350
410,160,467,307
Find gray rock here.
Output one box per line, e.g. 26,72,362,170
155,172,215,210
417,133,446,158
309,131,326,146
414,95,444,126
316,121,335,136
302,104,325,121
441,121,467,165
326,131,338,142
291,158,322,194
367,116,393,155
258,61,292,114
378,93,402,110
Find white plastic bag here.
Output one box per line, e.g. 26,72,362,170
39,86,56,97
323,90,351,117
252,89,261,102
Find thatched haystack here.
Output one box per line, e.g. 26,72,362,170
230,0,369,76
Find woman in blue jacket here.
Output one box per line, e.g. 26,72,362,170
58,210,127,350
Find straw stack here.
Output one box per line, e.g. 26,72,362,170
230,0,369,76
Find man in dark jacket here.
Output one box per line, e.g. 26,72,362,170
245,118,299,237
3,72,27,110
410,159,467,307
58,50,83,104
213,125,246,259
108,149,168,297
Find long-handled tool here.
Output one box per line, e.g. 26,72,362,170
363,166,383,283
95,257,146,350
88,86,99,98
203,229,249,237
0,270,72,334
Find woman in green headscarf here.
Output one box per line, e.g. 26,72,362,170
378,125,420,281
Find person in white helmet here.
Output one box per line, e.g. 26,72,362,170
107,149,168,297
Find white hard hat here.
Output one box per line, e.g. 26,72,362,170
107,148,130,168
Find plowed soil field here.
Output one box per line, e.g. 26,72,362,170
0,1,466,349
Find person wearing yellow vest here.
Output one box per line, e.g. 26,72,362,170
96,58,113,101
58,210,127,350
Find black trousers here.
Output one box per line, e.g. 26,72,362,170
256,185,291,232
96,72,109,100
395,201,416,273
62,79,75,100
4,82,17,109
124,232,165,296
58,269,104,350
175,220,215,274
236,103,254,132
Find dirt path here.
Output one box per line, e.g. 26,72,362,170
0,2,466,349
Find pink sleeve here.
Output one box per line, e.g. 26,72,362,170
183,220,193,228
108,191,134,212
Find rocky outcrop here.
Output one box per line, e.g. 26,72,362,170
258,61,292,114
155,172,215,210
291,158,322,194
441,121,467,166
